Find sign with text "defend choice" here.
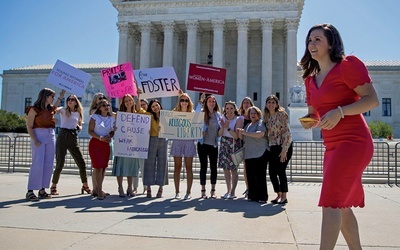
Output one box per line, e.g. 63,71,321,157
187,63,226,95
113,112,151,159
159,110,204,140
134,67,180,99
101,62,137,98
46,60,91,97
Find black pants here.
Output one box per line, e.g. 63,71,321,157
245,149,270,202
269,143,293,193
52,129,87,184
197,143,218,186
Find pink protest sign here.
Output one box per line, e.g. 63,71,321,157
187,63,226,95
101,62,137,98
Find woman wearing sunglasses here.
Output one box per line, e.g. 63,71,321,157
170,93,196,200
50,95,90,196
88,99,116,200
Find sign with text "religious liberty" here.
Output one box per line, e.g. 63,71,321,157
159,110,204,140
46,60,92,97
134,67,180,99
113,112,151,159
187,63,226,95
101,62,137,98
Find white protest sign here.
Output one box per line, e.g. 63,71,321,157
134,67,180,99
113,112,151,159
159,110,204,140
46,60,91,97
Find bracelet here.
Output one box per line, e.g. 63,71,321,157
227,128,231,131
337,106,344,119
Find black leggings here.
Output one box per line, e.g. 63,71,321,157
197,143,218,186
269,143,293,193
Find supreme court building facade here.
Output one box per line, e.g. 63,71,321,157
110,0,304,109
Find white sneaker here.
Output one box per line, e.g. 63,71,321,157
184,193,191,200
175,193,181,199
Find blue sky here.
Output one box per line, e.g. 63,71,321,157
1,0,399,101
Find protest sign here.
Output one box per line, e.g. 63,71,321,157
159,110,204,140
134,67,180,99
46,60,91,97
113,112,151,159
187,63,226,95
101,62,137,98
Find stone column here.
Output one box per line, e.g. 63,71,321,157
285,18,299,107
212,19,225,106
185,20,199,102
236,19,249,104
127,25,136,66
139,21,152,69
260,18,274,105
117,22,129,64
162,21,175,109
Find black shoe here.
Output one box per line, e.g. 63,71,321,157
271,199,279,204
279,199,288,204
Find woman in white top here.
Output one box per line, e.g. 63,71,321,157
51,95,90,195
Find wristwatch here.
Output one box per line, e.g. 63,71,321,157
227,128,231,131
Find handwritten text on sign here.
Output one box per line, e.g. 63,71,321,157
159,110,204,140
101,62,137,98
46,59,91,97
114,112,151,159
134,67,180,99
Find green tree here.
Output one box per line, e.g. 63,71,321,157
0,110,27,133
368,121,393,139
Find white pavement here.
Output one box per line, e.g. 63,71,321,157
0,172,399,250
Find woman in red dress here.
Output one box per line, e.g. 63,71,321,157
299,24,379,249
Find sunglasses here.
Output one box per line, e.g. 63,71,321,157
67,98,76,102
101,104,110,107
180,99,189,103
98,96,106,100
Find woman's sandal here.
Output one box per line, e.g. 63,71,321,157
38,189,51,199
146,189,152,198
210,189,217,199
50,186,59,195
26,191,39,201
201,189,208,199
81,185,91,195
156,188,163,198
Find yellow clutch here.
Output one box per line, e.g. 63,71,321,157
298,117,319,122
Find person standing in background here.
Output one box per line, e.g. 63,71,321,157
299,23,379,249
264,95,293,205
51,94,90,195
88,99,115,200
196,94,222,199
25,88,65,201
238,97,254,198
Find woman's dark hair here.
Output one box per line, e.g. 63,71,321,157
299,23,345,79
34,88,55,110
147,99,163,122
203,95,220,125
223,101,239,117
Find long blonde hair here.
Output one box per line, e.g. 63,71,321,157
89,92,108,114
119,94,135,113
173,93,194,112
66,94,83,124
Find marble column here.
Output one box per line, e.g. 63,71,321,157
236,19,249,104
161,20,175,109
117,22,129,64
212,19,225,106
260,18,274,106
185,20,199,102
285,18,299,107
139,21,152,69
127,25,136,67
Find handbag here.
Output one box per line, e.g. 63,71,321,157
231,139,244,166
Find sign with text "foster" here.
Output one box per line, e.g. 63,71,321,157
101,62,137,98
159,110,204,140
113,112,151,159
134,67,180,99
187,63,226,95
46,60,91,97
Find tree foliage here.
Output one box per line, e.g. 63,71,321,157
0,110,27,133
368,120,393,139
